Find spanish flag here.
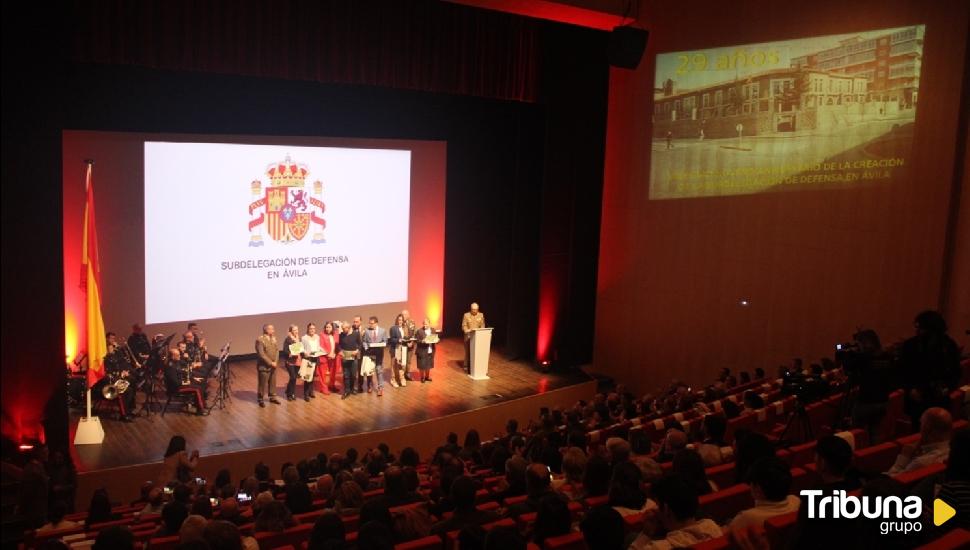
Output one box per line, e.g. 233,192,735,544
81,163,107,387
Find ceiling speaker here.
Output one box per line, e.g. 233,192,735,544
609,26,648,69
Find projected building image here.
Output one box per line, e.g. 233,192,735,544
650,25,924,199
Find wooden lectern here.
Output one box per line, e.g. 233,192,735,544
468,327,493,380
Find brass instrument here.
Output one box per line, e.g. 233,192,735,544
102,345,133,399
102,374,130,399
121,341,144,369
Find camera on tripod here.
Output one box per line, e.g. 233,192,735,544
780,371,828,404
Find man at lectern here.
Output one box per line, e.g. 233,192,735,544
461,302,485,372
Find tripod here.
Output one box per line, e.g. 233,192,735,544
778,399,813,447
138,370,162,417
211,343,233,411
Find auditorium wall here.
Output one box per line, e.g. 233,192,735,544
594,0,970,394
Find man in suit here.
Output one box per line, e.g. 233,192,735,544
255,324,281,408
361,316,388,396
461,302,485,372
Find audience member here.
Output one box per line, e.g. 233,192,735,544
672,449,716,495
308,512,345,549
580,505,625,550
887,407,952,474
727,457,799,531
430,475,499,535
156,501,188,537
814,435,861,492
628,474,721,549
506,463,553,516
733,431,774,484
85,488,120,529
179,514,207,544
37,500,78,532
609,461,648,516
92,525,134,550
253,500,295,533
532,493,571,545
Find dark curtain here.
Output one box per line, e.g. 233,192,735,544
70,0,539,102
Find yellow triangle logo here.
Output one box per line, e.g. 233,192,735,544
934,498,956,526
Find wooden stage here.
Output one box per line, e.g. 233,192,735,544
69,337,595,505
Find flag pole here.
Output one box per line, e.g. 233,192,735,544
75,159,104,445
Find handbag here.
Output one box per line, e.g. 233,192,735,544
360,355,375,376
298,359,314,382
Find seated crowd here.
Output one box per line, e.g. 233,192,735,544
8,312,969,549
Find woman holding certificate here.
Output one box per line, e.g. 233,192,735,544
315,322,339,395
301,323,323,400
414,318,439,383
283,325,303,402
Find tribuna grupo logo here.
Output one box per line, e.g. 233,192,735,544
801,490,956,535
247,154,327,246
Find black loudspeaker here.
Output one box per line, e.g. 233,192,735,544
609,26,648,69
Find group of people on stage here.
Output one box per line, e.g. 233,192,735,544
92,303,487,416
254,309,443,407
98,322,217,421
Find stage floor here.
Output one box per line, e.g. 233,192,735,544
69,337,591,473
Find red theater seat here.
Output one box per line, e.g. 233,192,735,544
893,462,946,490
764,510,798,548
395,535,444,550
542,531,587,550
691,535,732,550
582,495,609,509
148,535,181,550
706,462,736,490
254,523,313,549
853,442,900,474
784,441,817,467
698,484,754,524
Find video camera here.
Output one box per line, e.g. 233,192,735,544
780,370,829,404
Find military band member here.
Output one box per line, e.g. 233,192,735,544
127,323,151,365
103,332,136,421
255,324,281,408
164,347,207,415
461,303,485,371
361,316,387,396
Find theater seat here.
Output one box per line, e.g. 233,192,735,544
690,534,732,550
254,523,313,549
395,535,444,550
543,531,587,550
706,462,736,489
698,484,754,524
147,535,181,550
853,442,900,474
764,510,798,548
784,441,817,467
893,462,946,490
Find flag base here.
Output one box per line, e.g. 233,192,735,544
74,416,105,445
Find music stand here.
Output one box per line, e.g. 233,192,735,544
211,341,233,411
